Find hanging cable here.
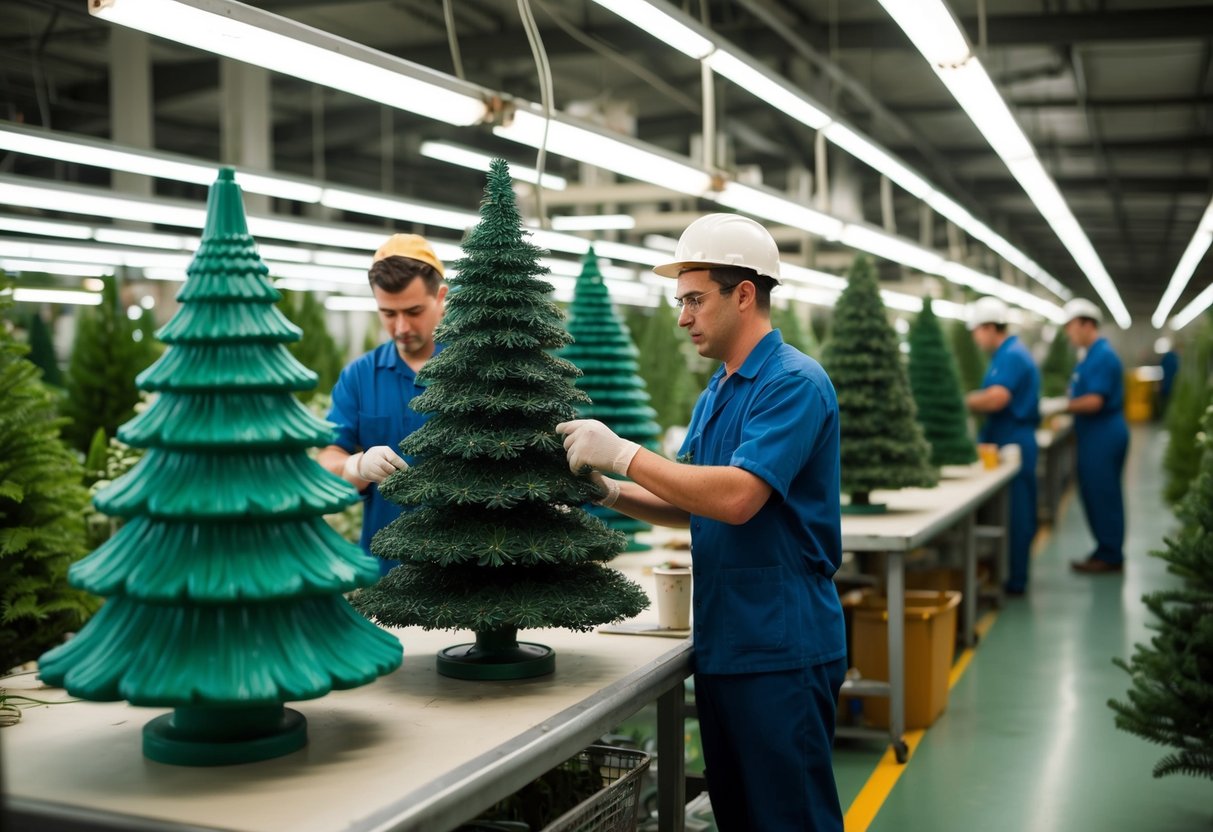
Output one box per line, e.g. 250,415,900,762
442,0,465,81
517,0,553,227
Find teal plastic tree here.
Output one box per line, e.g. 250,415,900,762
1040,330,1075,398
908,297,977,466
821,255,937,511
559,246,662,550
1109,404,1213,780
354,160,647,680
39,169,401,766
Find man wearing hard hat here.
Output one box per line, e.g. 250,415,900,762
1060,298,1128,574
318,234,448,575
965,297,1041,595
558,214,846,831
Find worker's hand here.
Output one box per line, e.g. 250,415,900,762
588,471,621,508
343,446,408,483
555,420,640,476
1039,396,1069,418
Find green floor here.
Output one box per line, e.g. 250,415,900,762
862,424,1212,831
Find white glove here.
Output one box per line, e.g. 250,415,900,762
589,471,621,508
343,446,408,483
1039,396,1069,418
555,419,640,476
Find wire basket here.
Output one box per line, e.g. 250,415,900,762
541,745,651,832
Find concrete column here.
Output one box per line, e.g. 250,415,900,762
220,60,271,214
109,28,152,200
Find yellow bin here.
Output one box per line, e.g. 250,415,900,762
850,590,961,730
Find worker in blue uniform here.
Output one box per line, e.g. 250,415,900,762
557,214,846,832
318,234,447,575
1061,298,1129,574
964,297,1040,596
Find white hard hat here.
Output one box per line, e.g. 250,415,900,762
967,296,1010,330
653,213,781,281
1063,298,1103,324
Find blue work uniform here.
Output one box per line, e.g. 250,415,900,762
327,340,443,575
1069,337,1128,565
678,329,846,832
977,335,1040,593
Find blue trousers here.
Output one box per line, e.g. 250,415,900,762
1076,423,1129,564
695,658,846,832
1006,444,1038,593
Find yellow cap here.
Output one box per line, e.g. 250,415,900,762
372,233,445,278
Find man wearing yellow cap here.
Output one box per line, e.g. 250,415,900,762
318,234,448,575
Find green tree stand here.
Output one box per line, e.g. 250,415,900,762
908,296,977,466
559,246,662,551
38,169,401,766
821,255,936,512
355,160,647,680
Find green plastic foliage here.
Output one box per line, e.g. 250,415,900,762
635,299,700,431
61,279,153,452
39,169,400,713
949,316,988,394
25,311,62,387
356,160,647,633
1164,316,1213,505
1109,404,1213,781
559,246,660,545
908,297,977,466
278,288,344,403
1040,330,1075,398
0,281,98,672
771,300,817,357
821,256,937,501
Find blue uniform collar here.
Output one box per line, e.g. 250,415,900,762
993,334,1020,359
733,328,785,380
373,340,444,379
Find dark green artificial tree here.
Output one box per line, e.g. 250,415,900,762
354,160,647,680
61,279,153,452
949,316,988,394
559,246,662,550
25,311,63,386
39,169,401,766
821,255,936,511
1109,404,1213,781
636,298,700,431
278,288,344,403
1164,316,1213,505
0,280,99,673
1040,330,1075,398
908,297,977,466
772,299,817,356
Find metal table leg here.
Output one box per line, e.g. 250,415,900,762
887,550,908,763
961,512,977,648
657,682,686,832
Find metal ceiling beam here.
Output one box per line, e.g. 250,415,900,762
888,94,1213,116
969,177,1209,196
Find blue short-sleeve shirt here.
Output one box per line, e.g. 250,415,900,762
327,340,443,556
678,329,846,675
1069,337,1124,432
978,335,1040,447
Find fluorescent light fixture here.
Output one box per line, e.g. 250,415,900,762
495,110,715,197
325,295,379,312
873,0,971,66
822,123,935,200
1152,198,1213,328
0,214,92,239
549,214,636,232
0,259,114,277
0,122,323,202
0,177,207,229
588,0,713,59
264,261,367,285
1168,281,1213,331
93,228,199,250
256,244,313,263
12,287,103,305
780,264,848,292
935,59,1034,162
643,234,679,253
705,50,831,130
321,188,479,231
717,183,844,240
840,224,944,274
0,240,190,270
420,141,567,190
91,0,487,127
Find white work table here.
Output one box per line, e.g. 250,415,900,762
838,454,1021,762
1036,415,1075,523
2,594,692,832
